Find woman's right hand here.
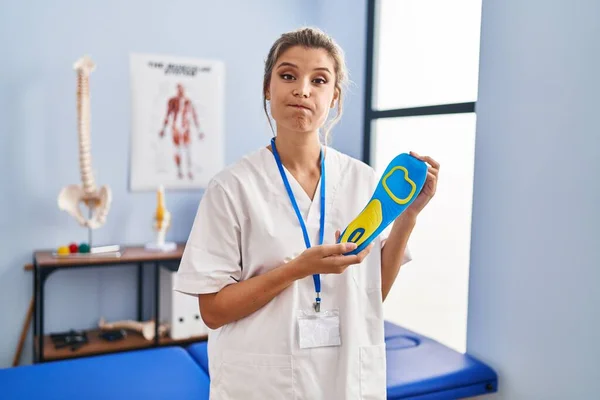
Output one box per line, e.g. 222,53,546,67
290,230,374,277
198,230,374,330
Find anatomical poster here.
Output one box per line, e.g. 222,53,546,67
129,53,225,191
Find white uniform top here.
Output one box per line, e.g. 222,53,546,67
175,144,411,400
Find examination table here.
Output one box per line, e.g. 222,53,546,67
1,321,497,399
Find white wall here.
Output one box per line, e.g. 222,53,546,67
467,0,600,398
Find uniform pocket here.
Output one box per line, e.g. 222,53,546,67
359,343,387,400
213,350,293,400
351,239,383,293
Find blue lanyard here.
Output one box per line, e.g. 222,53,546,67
270,137,325,312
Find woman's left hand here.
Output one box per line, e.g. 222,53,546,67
405,151,440,217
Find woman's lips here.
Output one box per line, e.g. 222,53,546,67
289,104,311,111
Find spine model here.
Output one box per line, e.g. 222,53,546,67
57,55,112,231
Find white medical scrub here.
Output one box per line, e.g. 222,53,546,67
175,144,411,400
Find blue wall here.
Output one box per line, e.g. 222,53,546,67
0,0,321,367
467,0,600,398
3,1,599,397
315,0,368,160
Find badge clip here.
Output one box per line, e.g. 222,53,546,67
313,293,321,312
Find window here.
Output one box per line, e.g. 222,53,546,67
364,0,483,353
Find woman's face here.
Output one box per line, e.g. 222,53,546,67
266,46,339,134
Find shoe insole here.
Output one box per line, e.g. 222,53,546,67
338,153,428,255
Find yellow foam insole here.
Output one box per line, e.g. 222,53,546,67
339,199,383,247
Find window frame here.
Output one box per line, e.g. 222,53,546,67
362,0,477,164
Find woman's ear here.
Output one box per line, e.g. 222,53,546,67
331,87,340,108
265,90,271,101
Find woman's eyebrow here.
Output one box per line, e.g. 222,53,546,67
276,62,331,74
276,62,298,69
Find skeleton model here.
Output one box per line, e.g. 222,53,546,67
98,317,169,341
145,185,176,251
57,55,112,235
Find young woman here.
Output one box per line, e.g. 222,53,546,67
175,27,439,399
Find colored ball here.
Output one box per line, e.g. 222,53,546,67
79,243,91,253
69,243,79,253
57,246,70,255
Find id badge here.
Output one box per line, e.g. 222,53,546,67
297,309,341,349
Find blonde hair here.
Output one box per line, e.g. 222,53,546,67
262,27,349,144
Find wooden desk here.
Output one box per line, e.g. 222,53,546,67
31,244,206,363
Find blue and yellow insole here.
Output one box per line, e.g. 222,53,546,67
338,153,428,255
